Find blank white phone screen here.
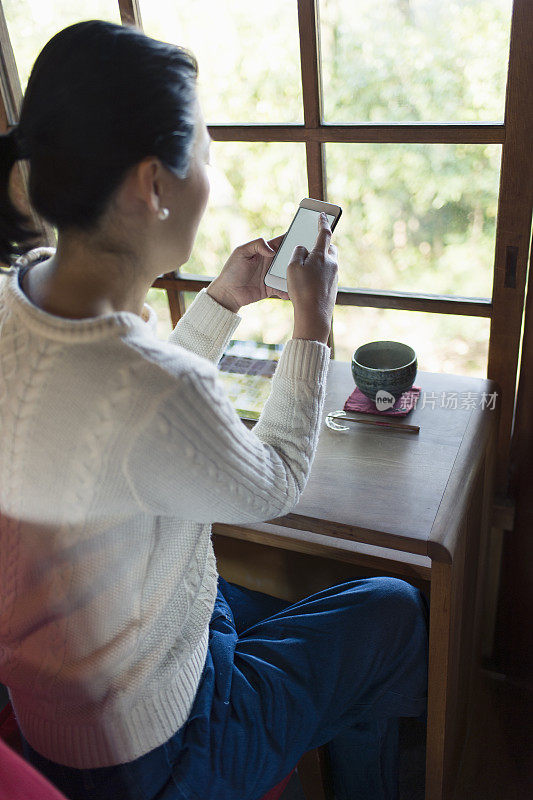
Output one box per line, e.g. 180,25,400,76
269,208,336,279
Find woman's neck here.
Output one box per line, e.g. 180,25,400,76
22,234,153,319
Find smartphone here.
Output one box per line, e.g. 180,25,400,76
264,198,342,293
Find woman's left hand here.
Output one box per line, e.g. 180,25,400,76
206,234,289,313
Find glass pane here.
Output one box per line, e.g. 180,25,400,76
332,306,489,378
185,141,308,276
141,0,303,124
320,0,512,122
4,0,120,92
327,143,500,298
181,141,308,345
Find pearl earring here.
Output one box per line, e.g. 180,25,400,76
158,207,170,221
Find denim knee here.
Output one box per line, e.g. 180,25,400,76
366,577,429,701
367,576,428,641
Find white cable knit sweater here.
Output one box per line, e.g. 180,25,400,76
0,248,330,769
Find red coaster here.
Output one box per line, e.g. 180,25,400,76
344,385,421,417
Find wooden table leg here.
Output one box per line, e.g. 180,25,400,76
426,560,455,800
426,463,487,800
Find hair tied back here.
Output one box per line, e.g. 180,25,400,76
0,125,37,266
1,128,22,165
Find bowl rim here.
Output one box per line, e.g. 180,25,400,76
352,340,417,373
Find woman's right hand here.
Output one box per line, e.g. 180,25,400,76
288,212,338,344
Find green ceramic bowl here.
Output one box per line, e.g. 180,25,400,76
351,341,417,402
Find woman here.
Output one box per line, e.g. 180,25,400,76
0,20,428,800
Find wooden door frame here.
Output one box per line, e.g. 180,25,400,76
487,0,533,492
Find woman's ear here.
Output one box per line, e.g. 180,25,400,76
131,157,162,216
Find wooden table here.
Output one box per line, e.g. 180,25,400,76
212,361,500,800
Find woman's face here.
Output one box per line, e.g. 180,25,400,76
163,98,211,267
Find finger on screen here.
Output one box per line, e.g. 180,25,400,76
313,212,332,254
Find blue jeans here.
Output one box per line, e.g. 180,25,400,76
21,575,429,800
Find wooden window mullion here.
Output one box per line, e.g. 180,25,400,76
297,0,325,198
154,275,492,317
297,0,333,353
207,123,505,145
118,0,143,29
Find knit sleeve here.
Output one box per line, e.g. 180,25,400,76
123,338,330,524
166,287,243,365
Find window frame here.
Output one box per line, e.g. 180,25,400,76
0,0,531,494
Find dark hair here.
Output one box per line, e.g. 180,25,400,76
0,19,198,266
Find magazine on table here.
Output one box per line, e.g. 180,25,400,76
217,339,283,421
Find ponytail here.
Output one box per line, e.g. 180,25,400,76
0,127,37,269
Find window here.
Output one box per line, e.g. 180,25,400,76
1,0,531,489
